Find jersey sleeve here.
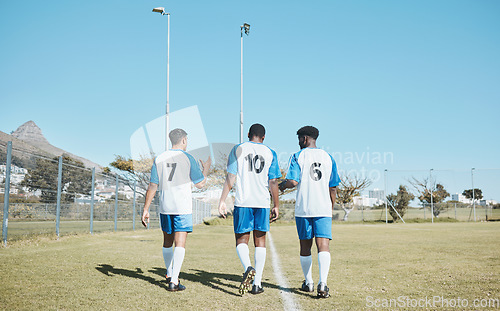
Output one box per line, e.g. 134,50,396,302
150,161,159,184
285,152,301,183
186,153,205,184
227,145,238,175
268,149,282,180
329,154,341,187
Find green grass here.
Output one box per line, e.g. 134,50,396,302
0,223,499,310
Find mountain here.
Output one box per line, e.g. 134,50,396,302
2,121,102,169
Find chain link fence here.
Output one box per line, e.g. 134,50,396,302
1,141,214,244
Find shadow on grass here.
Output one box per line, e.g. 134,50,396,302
95,264,168,290
96,264,310,297
149,267,310,298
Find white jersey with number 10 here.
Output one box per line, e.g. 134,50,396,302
227,141,281,208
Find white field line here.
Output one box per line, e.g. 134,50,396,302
268,232,300,311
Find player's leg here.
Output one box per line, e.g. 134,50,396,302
296,217,314,292
167,214,192,291
235,233,251,270
250,208,269,294
234,206,253,271
233,206,255,295
313,217,332,298
160,214,175,282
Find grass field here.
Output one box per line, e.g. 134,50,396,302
1,222,499,310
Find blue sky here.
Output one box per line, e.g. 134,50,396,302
1,0,499,200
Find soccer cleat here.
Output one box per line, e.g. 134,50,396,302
239,266,256,296
300,280,314,293
165,275,171,284
250,285,264,295
317,282,330,298
167,281,186,292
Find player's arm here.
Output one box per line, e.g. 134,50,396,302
142,182,158,227
278,179,299,191
329,186,337,211
218,173,236,218
269,178,280,222
194,156,212,189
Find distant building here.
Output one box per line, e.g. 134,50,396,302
353,195,383,207
369,189,385,201
480,199,498,206
0,164,28,175
451,193,471,204
0,164,28,185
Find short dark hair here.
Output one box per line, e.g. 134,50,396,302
169,128,187,145
248,123,265,139
297,126,319,140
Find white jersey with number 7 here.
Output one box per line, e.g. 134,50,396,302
286,148,341,217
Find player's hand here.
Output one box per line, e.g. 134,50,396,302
200,156,212,173
270,207,279,223
218,201,227,219
141,210,150,228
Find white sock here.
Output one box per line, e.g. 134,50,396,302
162,247,173,277
170,247,185,285
253,247,266,286
318,251,331,285
300,255,313,285
236,243,252,272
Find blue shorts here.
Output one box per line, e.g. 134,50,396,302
295,217,332,240
160,214,193,234
233,206,270,234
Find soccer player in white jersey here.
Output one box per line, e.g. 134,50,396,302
218,123,281,295
279,126,340,298
142,128,211,292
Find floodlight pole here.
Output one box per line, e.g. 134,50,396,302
471,168,476,221
430,169,434,223
153,7,170,151
384,169,388,224
240,23,250,144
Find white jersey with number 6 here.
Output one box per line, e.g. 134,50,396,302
227,141,281,208
286,148,340,217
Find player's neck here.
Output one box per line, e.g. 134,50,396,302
172,144,186,151
249,137,264,144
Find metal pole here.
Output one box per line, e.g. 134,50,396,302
114,175,118,231
455,202,457,220
471,168,476,222
132,180,137,231
166,12,170,151
90,168,95,234
240,27,244,144
384,169,388,224
2,141,12,246
56,156,63,238
430,169,434,223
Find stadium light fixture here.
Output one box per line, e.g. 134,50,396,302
152,7,166,15
240,23,250,143
152,7,171,151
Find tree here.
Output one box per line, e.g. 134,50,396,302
409,177,450,217
386,185,415,222
462,188,483,202
337,173,372,221
109,155,153,198
22,155,92,203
